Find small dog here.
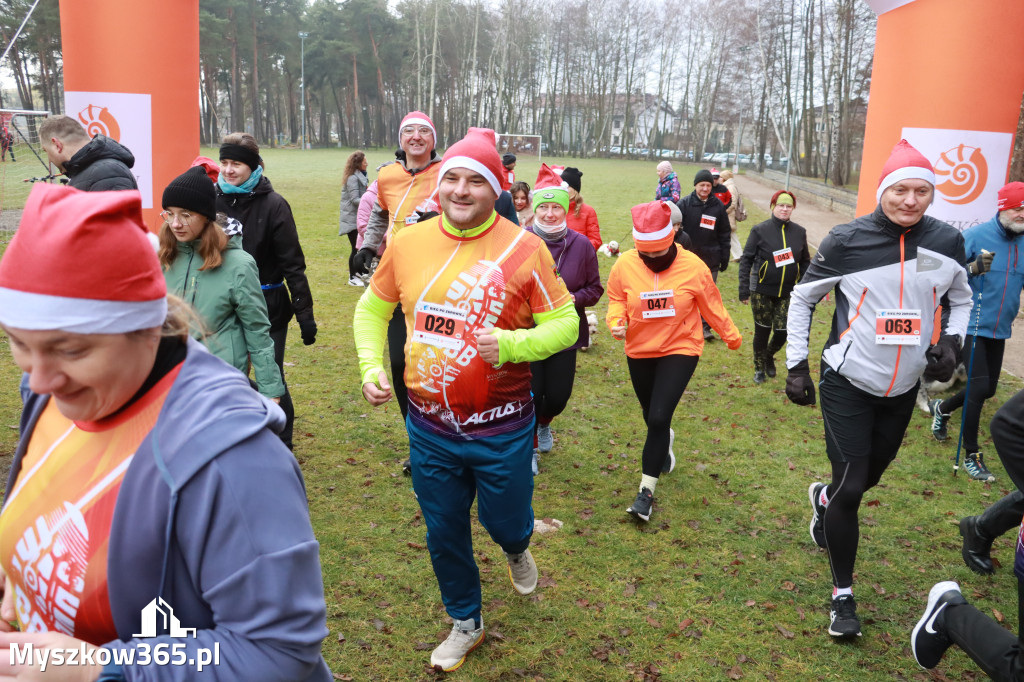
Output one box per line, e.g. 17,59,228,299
580,311,599,352
598,241,620,257
917,362,967,414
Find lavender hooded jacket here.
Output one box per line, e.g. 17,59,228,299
526,226,604,349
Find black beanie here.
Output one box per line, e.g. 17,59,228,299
694,169,714,186
162,166,217,221
561,167,582,193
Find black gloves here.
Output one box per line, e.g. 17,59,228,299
719,260,729,273
967,250,994,276
352,247,377,275
923,333,961,383
298,317,318,346
785,359,816,406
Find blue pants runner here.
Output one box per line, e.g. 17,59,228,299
407,417,535,624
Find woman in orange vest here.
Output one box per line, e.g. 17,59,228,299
607,201,742,522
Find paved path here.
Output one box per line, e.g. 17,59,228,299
735,173,1024,380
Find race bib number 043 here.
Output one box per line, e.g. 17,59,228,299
640,290,676,319
875,309,921,345
413,302,467,351
772,247,795,267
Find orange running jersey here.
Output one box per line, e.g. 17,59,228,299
0,367,180,645
376,160,442,243
371,214,570,439
606,248,741,358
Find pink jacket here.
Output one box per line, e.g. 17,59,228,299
356,180,379,252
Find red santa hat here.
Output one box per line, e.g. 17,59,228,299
997,182,1024,211
876,139,936,201
399,111,436,141
631,200,676,253
532,164,570,212
0,184,166,333
438,127,504,197
190,155,221,184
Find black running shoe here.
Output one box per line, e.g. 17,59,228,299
929,399,950,442
402,459,412,475
765,356,777,378
963,452,995,482
808,482,827,548
912,581,966,669
828,594,861,638
627,487,654,522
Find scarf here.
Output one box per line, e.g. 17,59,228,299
533,220,568,242
639,243,678,272
218,165,263,195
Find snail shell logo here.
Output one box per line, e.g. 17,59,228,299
934,144,987,205
77,104,121,142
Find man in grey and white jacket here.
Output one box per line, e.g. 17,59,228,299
785,139,973,641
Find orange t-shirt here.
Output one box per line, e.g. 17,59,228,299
606,248,741,358
376,160,441,244
370,214,570,438
0,367,180,645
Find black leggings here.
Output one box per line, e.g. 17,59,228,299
941,335,1005,452
945,578,1024,682
627,354,700,477
269,326,295,450
346,231,358,278
530,349,577,427
818,366,917,588
387,304,409,418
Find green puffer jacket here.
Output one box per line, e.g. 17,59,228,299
164,235,285,398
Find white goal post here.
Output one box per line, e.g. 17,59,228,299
497,133,543,168
0,108,53,232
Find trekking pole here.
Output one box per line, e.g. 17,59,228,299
953,252,990,476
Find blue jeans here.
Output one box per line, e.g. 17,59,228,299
407,417,535,624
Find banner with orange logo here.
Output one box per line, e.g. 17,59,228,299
59,0,199,229
857,0,1024,228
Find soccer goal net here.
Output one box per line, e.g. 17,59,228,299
0,109,54,232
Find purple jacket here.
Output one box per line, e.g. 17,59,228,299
526,226,604,349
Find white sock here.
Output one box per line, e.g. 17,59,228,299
833,586,852,598
640,475,658,494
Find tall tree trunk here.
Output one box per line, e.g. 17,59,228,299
428,0,439,120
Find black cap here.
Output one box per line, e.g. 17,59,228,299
561,167,582,193
162,166,216,221
694,169,713,186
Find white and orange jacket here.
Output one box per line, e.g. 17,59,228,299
606,247,741,358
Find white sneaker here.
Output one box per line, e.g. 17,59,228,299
430,618,484,672
505,548,538,595
662,428,675,474
347,276,365,287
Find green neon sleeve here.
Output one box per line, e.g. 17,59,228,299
493,300,578,364
353,289,398,386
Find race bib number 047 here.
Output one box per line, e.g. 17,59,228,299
413,302,467,351
875,309,921,345
640,290,676,319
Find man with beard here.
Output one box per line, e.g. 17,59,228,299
928,182,1024,482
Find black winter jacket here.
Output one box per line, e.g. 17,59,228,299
64,135,137,191
216,176,315,330
676,191,730,271
738,216,810,300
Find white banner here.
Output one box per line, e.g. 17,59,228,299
902,127,1014,232
64,91,153,208
864,0,916,15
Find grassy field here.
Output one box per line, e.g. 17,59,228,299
0,147,1016,680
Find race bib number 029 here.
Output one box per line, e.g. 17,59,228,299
875,309,921,345
413,302,467,351
640,290,676,319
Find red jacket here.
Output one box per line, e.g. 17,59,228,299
567,201,602,250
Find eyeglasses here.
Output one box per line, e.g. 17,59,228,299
160,210,194,225
400,126,433,137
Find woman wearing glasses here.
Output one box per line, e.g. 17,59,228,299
160,167,285,402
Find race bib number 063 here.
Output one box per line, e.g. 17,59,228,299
413,302,467,351
875,309,921,345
